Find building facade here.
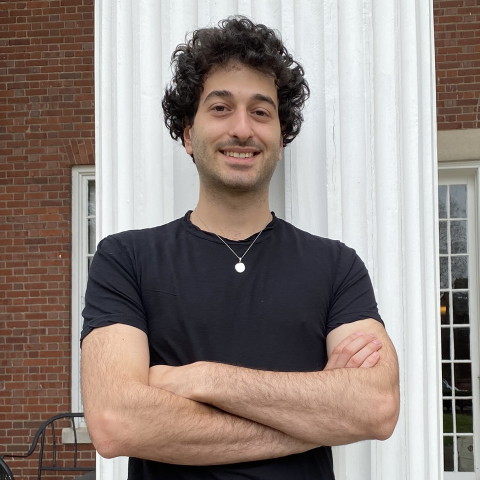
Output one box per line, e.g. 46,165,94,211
1,1,96,478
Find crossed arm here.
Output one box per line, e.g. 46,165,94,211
81,319,399,465
149,318,400,446
82,324,317,464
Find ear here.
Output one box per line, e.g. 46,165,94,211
184,125,193,155
278,135,283,161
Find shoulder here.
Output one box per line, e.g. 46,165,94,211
98,218,183,253
276,218,355,257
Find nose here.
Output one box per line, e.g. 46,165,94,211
228,108,254,141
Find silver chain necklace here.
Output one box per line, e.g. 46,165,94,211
193,210,268,273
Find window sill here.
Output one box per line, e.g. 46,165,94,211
62,427,92,444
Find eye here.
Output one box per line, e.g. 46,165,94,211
253,109,269,117
211,105,229,113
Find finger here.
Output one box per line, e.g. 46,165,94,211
344,339,382,368
331,334,380,369
326,332,367,370
360,350,380,368
333,331,366,352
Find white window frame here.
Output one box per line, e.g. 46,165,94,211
71,166,96,420
439,161,480,479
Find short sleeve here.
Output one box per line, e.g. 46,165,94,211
327,243,383,334
81,234,148,343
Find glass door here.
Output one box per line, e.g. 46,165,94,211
438,170,479,479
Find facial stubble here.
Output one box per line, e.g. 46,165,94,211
191,132,282,196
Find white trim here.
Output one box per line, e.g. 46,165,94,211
71,166,96,420
439,162,480,478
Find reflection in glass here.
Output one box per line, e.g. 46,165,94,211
454,328,470,360
451,256,468,289
444,436,454,471
457,436,474,472
455,400,473,433
442,363,452,395
440,257,449,289
453,292,469,324
450,185,467,218
440,292,450,325
88,180,96,216
454,363,472,396
439,185,448,219
88,218,96,254
439,221,448,254
441,328,451,360
450,221,467,254
443,399,453,433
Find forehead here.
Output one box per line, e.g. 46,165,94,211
200,63,278,104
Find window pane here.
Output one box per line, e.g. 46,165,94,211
440,257,449,289
450,185,467,218
450,221,467,254
88,180,96,216
454,328,470,360
442,328,451,360
456,400,473,433
443,363,452,396
88,256,93,273
88,218,96,254
453,292,469,325
439,221,448,254
454,363,472,396
439,185,448,219
443,399,453,433
444,436,454,471
440,292,450,325
457,436,474,472
451,256,468,289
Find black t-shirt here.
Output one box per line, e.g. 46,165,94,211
82,212,383,480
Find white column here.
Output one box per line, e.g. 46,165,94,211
95,1,441,479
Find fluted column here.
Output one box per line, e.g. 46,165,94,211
95,1,440,479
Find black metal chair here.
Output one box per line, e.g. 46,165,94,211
0,457,14,480
0,413,95,480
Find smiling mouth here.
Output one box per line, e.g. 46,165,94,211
221,151,260,158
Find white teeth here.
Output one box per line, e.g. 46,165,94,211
224,151,255,158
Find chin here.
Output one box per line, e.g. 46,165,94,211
220,173,270,192
199,166,274,193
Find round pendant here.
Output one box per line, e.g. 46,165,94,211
235,262,246,273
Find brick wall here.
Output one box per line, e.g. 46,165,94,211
0,1,95,478
434,0,480,130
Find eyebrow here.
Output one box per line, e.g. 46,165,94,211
203,90,277,109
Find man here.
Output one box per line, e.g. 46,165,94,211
81,16,400,479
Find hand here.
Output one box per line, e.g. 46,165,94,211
149,363,204,400
324,332,382,371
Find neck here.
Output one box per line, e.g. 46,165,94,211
192,186,272,241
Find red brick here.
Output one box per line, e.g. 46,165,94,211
2,2,95,477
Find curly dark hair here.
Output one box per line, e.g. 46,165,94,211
162,16,310,148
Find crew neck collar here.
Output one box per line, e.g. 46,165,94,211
183,210,277,244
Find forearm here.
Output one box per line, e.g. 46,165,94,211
87,380,318,465
81,325,317,465
151,322,399,446
190,361,399,446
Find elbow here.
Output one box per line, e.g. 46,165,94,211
372,390,400,441
85,410,127,459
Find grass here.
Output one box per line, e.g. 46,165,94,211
443,413,473,434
